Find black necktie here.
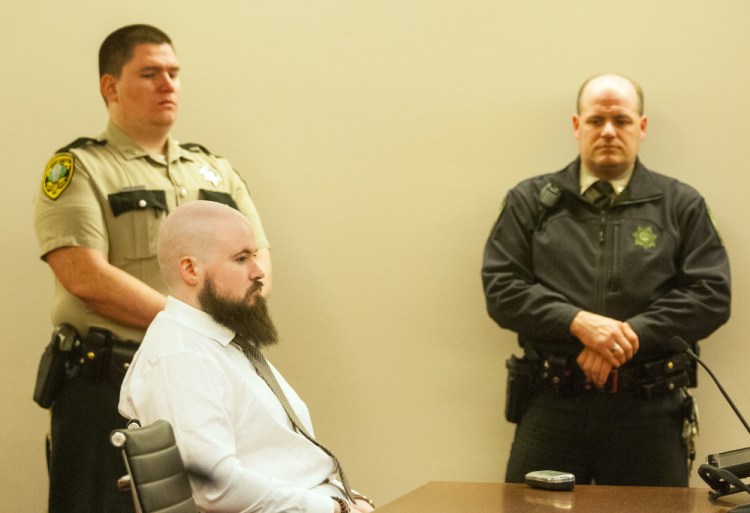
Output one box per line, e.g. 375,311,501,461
590,180,615,210
241,342,354,501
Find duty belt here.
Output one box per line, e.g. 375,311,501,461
33,325,138,409
539,352,694,399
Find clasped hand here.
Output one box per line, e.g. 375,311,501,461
570,311,639,387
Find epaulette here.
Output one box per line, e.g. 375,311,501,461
55,137,107,154
179,142,212,155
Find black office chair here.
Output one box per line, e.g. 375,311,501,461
110,419,199,513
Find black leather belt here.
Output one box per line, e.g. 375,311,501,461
539,352,693,399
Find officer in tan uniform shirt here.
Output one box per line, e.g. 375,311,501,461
36,122,270,342
32,24,271,513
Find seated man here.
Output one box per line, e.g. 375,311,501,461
119,201,373,513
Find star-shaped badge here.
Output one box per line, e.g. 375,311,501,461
632,225,657,249
198,167,222,187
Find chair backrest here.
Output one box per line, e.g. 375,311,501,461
111,420,199,513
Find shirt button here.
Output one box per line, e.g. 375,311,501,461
179,188,188,197
138,199,148,208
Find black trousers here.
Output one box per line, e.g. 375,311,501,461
505,387,688,486
48,374,133,513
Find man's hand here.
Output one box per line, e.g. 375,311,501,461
576,347,613,387
570,310,639,367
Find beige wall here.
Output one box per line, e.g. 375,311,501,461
3,1,750,509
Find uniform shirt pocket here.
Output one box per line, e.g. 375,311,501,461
199,189,238,210
107,190,168,260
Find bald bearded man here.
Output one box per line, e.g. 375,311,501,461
119,201,373,513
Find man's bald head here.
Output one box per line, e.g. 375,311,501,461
157,201,255,294
577,73,644,116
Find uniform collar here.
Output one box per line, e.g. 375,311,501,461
102,121,188,165
579,163,634,196
558,157,662,203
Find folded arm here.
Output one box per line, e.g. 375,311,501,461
45,246,166,329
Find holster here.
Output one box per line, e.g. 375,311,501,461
505,355,539,423
33,326,138,410
33,324,81,409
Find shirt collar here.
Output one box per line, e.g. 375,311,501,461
579,162,634,196
103,121,186,165
164,296,236,348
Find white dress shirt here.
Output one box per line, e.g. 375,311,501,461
119,296,339,513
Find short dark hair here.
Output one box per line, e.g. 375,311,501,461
576,73,644,116
99,24,173,78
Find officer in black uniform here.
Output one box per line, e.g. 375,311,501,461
33,24,271,513
482,73,730,486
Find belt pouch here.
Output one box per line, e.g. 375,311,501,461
640,372,690,399
108,339,138,386
541,355,576,397
640,353,689,381
81,328,111,383
639,353,691,399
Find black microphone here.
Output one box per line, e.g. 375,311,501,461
534,182,562,231
674,336,750,508
539,182,562,210
669,336,750,436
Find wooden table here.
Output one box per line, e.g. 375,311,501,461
375,481,749,512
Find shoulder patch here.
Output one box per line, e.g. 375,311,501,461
42,153,75,200
55,137,106,154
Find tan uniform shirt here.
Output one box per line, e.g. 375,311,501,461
579,163,634,197
34,122,269,342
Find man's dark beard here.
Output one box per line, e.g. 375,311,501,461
198,277,279,349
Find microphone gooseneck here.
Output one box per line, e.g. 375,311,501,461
670,336,750,436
